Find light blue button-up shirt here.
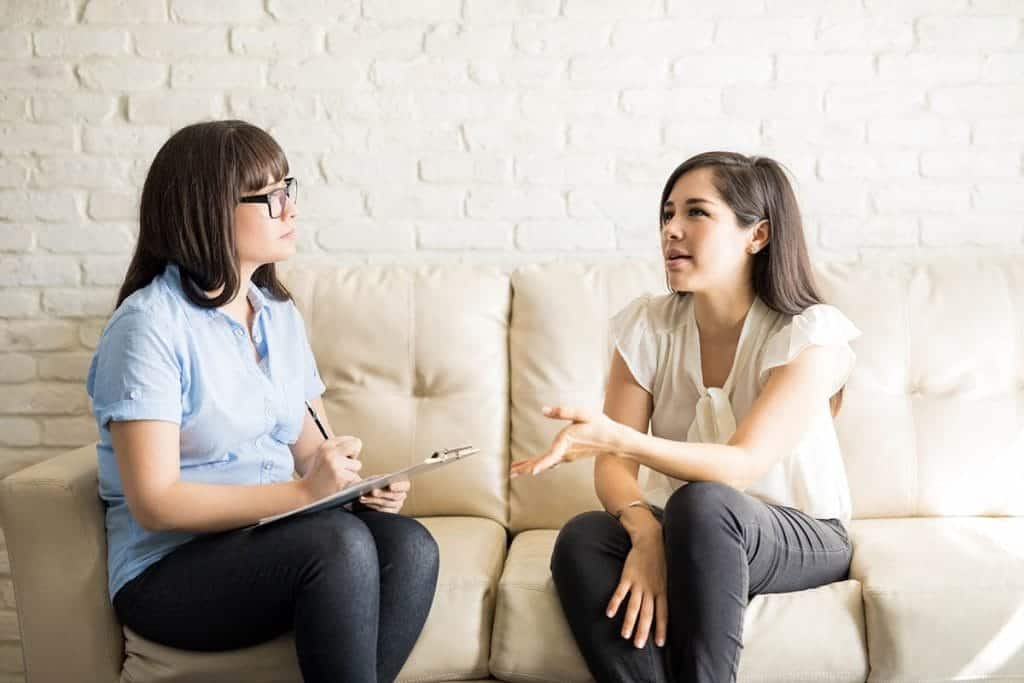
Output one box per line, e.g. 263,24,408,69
86,263,325,599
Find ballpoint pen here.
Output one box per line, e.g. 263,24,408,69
306,400,368,502
304,400,330,440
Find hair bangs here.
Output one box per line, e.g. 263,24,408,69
232,125,290,194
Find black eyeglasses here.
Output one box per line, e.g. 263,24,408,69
239,177,298,218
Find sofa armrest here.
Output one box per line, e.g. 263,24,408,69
0,444,122,683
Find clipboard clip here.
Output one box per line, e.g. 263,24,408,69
429,445,479,462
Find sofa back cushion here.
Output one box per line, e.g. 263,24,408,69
283,266,511,524
508,263,671,532
817,255,1024,518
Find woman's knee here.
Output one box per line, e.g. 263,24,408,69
663,481,754,540
386,516,440,579
551,510,619,577
294,511,378,576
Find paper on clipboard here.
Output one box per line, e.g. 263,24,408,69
256,445,480,526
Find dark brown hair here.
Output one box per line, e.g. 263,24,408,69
116,120,292,308
661,151,846,415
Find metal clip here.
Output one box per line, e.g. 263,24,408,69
430,445,479,461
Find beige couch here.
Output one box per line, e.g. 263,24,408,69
2,255,1023,683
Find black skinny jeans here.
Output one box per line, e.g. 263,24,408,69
113,506,439,683
551,481,852,683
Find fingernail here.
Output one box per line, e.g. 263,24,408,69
542,406,552,414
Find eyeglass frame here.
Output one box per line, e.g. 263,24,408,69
238,177,298,219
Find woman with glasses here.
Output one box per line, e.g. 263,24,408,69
86,120,439,683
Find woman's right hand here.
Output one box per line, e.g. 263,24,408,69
300,436,364,503
607,531,668,649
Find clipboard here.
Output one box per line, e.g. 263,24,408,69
256,445,480,527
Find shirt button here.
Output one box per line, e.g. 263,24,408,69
234,328,244,337
263,462,272,471
128,390,138,400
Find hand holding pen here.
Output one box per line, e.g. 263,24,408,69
304,400,410,513
299,401,363,503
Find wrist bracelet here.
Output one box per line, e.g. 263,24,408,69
612,499,653,519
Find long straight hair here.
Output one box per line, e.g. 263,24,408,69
116,120,292,309
661,151,846,416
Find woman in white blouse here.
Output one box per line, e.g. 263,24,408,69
512,151,861,683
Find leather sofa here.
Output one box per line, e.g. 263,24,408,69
2,254,1022,682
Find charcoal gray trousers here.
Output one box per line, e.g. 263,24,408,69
551,481,852,683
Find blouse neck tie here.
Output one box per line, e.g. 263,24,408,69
685,297,765,445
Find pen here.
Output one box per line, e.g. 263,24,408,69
305,400,330,440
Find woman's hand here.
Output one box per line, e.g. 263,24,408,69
358,479,410,514
609,532,668,649
300,436,363,503
511,406,629,478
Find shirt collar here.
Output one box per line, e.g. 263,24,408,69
160,263,268,322
246,278,268,313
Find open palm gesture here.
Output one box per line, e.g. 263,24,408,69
511,406,627,478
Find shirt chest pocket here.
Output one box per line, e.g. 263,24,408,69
269,377,304,444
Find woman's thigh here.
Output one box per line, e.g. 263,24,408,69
662,482,851,596
114,509,377,651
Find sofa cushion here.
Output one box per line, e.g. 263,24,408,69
121,517,507,683
508,264,671,532
490,530,868,683
283,266,512,525
850,517,1024,681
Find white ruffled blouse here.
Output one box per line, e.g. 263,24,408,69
611,293,862,523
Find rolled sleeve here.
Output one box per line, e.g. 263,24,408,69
306,358,326,402
87,310,183,429
287,302,326,401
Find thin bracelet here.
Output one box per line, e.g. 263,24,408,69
612,499,653,519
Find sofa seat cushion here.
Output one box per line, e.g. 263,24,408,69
490,530,868,683
850,517,1024,682
121,516,507,683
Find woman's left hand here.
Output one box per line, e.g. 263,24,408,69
511,406,628,478
359,479,410,513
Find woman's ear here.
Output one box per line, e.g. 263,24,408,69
749,219,770,253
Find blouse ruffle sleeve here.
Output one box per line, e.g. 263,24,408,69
758,304,862,396
609,295,658,394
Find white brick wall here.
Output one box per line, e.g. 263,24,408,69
0,1,1023,677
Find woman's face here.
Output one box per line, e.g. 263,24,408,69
661,167,758,294
235,174,298,269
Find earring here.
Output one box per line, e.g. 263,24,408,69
749,247,758,254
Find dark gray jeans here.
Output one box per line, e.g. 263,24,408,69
113,506,439,683
551,481,852,683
